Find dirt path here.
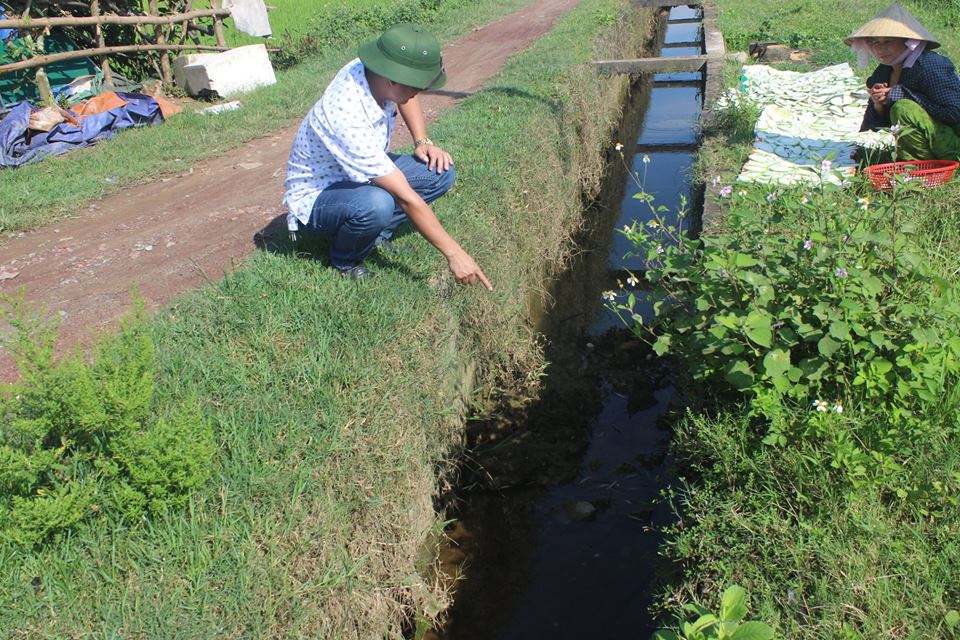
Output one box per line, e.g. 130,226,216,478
0,0,581,378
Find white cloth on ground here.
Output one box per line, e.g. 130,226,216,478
722,63,894,186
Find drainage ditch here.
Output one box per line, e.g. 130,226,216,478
430,7,705,638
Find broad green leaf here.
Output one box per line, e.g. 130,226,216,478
653,335,671,356
733,253,759,267
860,273,883,296
945,610,960,628
818,335,841,358
828,321,851,341
762,431,787,446
931,274,951,294
717,314,740,329
730,621,775,640
692,614,720,633
871,358,893,374
740,271,771,287
720,585,748,623
721,342,746,356
682,603,713,618
725,360,755,389
800,356,828,379
763,348,790,376
796,322,821,341
745,314,773,348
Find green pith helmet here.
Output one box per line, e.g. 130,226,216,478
358,24,447,90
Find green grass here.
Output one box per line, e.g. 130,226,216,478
0,0,653,636
221,0,443,47
0,0,528,234
653,1,960,637
716,0,959,67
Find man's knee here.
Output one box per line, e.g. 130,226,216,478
436,164,456,195
364,188,397,229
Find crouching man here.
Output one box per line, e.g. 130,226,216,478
283,23,492,289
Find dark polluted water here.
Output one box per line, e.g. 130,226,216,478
430,8,704,640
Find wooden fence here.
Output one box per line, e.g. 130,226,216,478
0,0,233,94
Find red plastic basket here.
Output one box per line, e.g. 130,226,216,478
862,160,959,191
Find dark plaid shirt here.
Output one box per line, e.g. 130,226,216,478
861,49,960,131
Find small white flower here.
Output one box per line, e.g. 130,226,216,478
833,403,843,414
647,220,659,228
857,197,870,210
614,142,624,152
800,195,809,204
890,124,902,135
642,154,651,164
738,189,747,196
656,245,665,255
623,224,631,232
813,399,828,412
627,275,639,287
766,192,777,202
601,290,617,302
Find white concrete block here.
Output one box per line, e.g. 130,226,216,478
173,44,276,98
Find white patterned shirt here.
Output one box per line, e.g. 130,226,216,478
283,58,398,231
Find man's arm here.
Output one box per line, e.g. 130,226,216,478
372,168,492,290
397,95,453,173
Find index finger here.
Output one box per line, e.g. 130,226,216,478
476,268,493,291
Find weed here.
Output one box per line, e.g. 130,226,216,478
0,294,213,546
652,585,774,640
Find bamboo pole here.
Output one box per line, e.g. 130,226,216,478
89,0,114,85
211,0,227,48
179,0,194,45
0,43,232,74
147,0,171,84
0,9,230,29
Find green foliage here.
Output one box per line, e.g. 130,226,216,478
611,171,960,497
0,294,213,546
652,585,774,640
269,0,467,70
659,409,960,638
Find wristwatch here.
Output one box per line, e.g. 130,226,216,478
414,137,434,147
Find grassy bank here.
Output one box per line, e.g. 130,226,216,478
0,0,529,234
637,1,960,637
0,0,654,637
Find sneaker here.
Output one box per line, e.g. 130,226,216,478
374,238,400,255
338,265,374,280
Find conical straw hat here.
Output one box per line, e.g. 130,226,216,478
843,3,940,48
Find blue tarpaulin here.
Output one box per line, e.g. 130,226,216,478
0,92,164,168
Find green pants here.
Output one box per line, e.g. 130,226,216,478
890,99,960,161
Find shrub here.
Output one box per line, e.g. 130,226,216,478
652,584,774,640
610,169,960,498
0,295,214,546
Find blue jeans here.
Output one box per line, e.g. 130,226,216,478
302,153,455,270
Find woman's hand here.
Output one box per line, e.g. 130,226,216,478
869,82,890,109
